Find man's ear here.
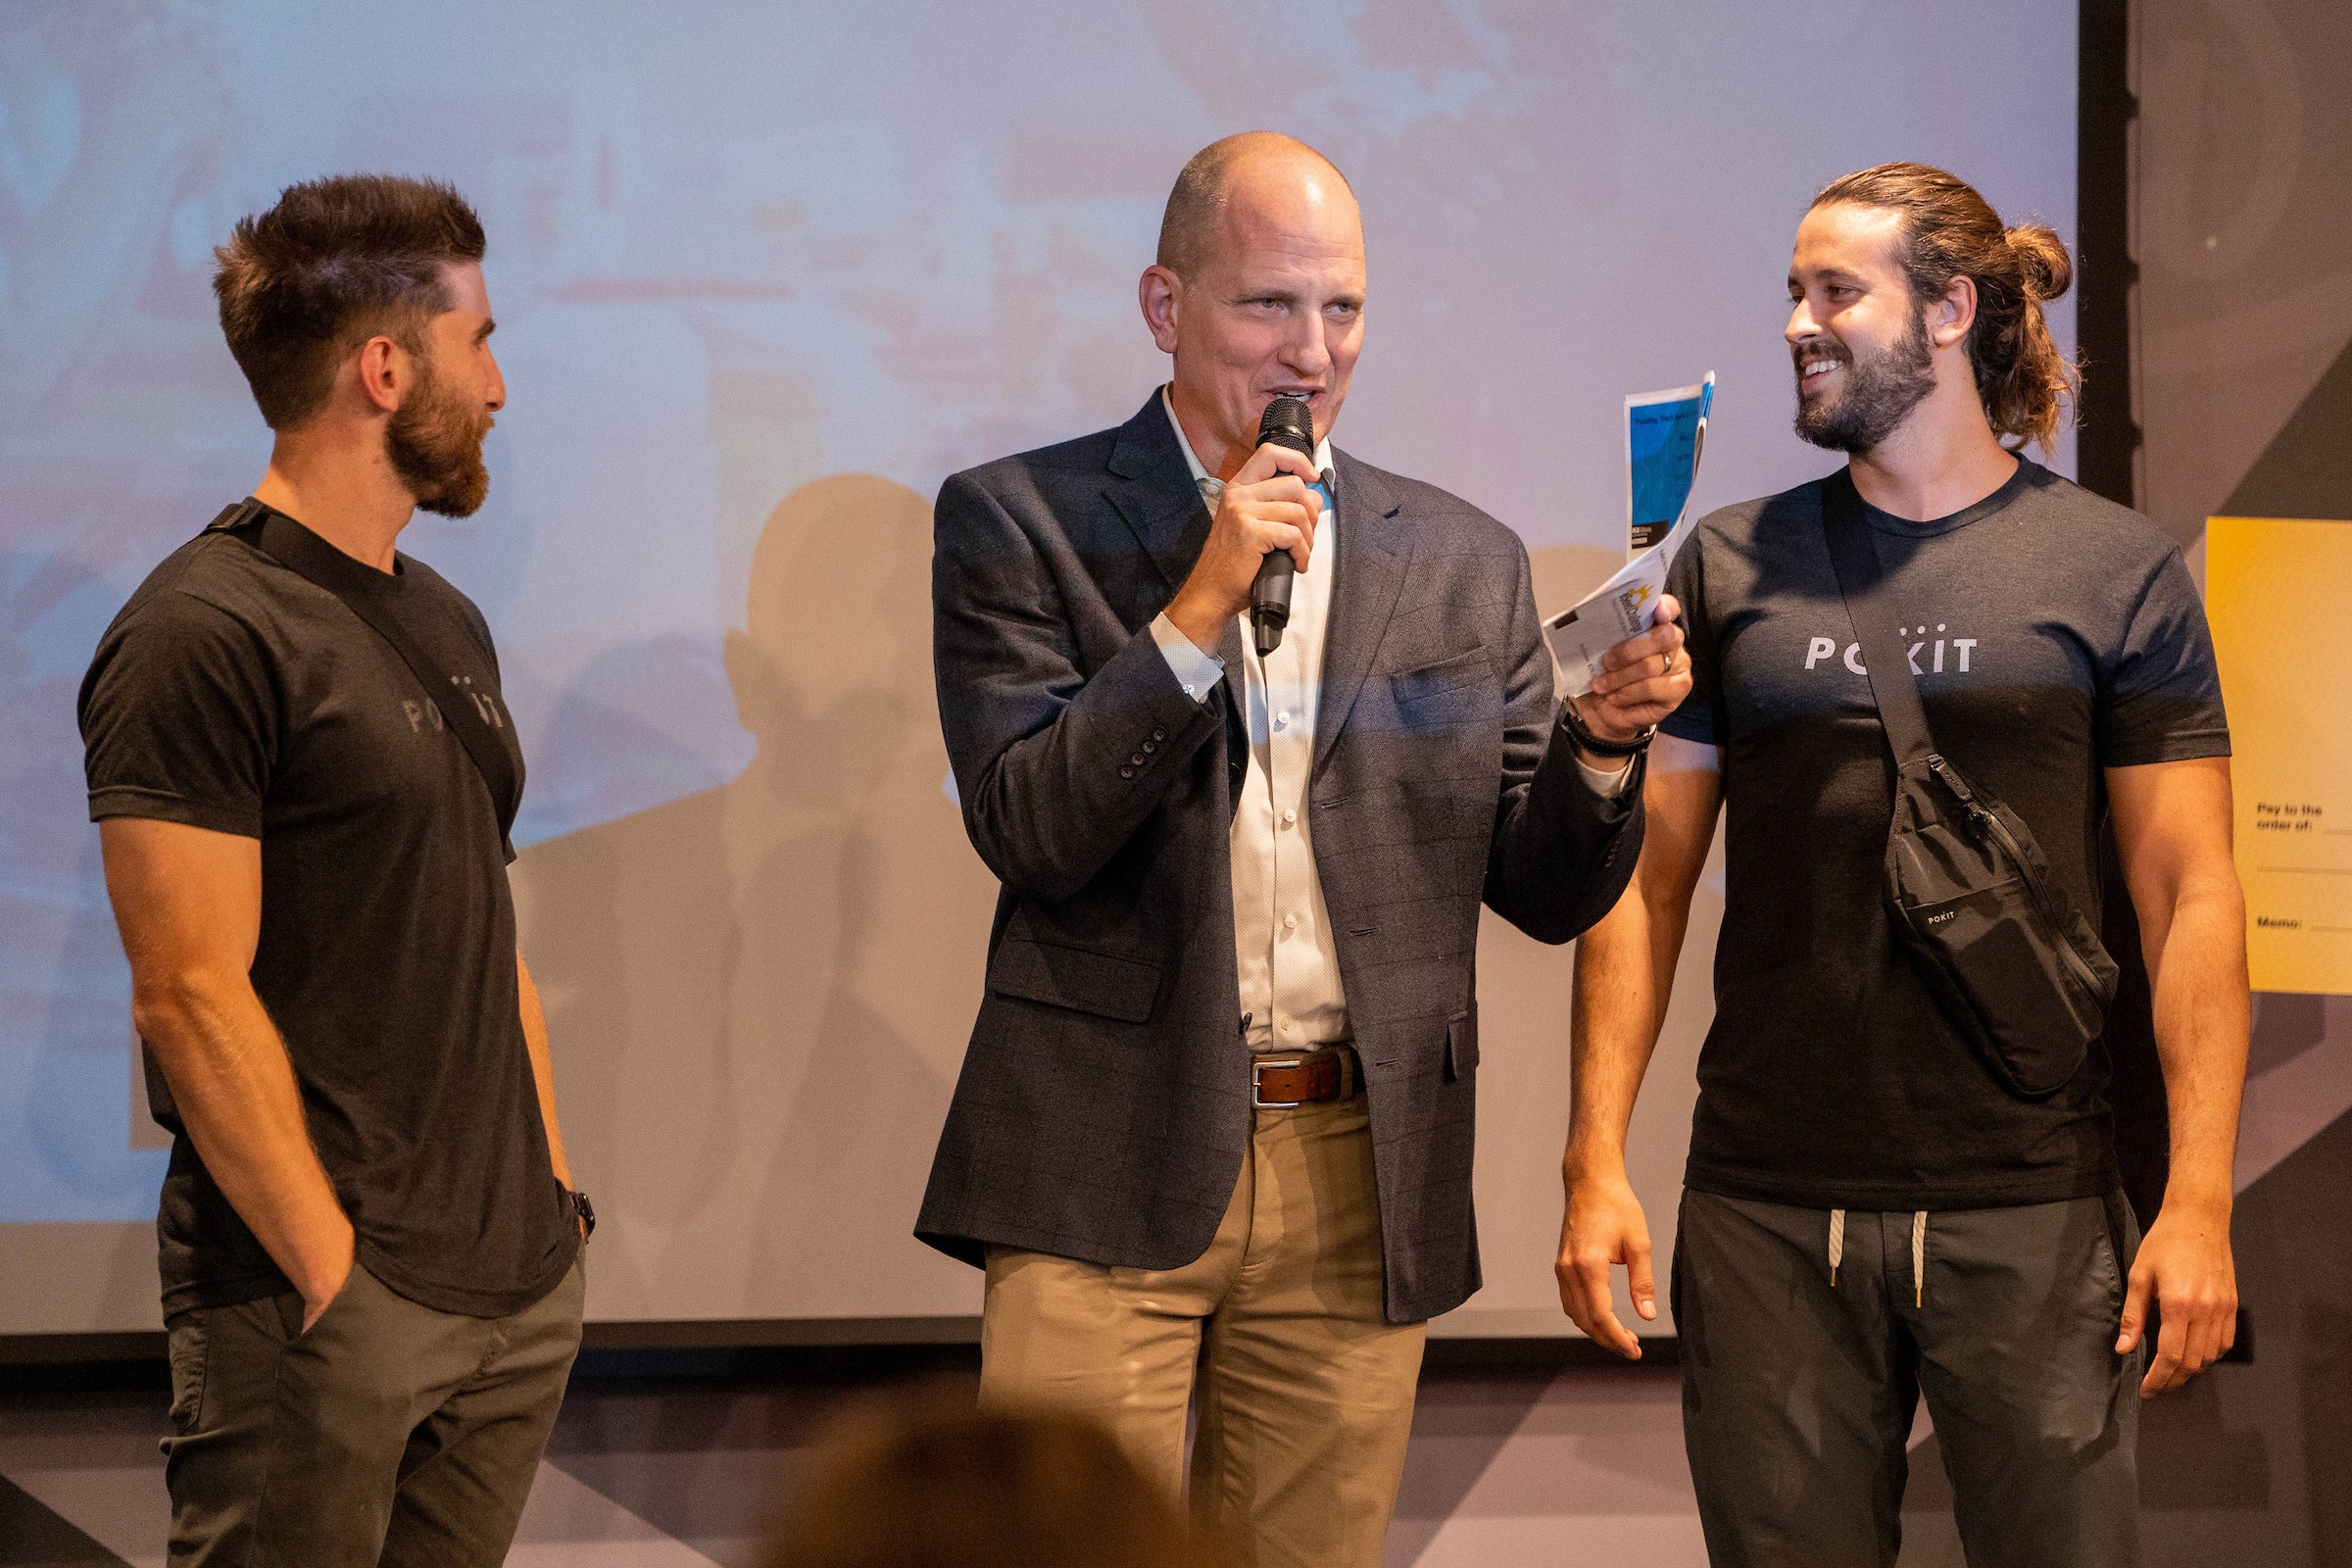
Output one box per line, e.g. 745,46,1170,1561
1139,266,1182,355
1931,273,1978,351
352,334,410,416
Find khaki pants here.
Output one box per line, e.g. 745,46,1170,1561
981,1093,1427,1568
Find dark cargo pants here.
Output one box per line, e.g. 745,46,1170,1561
1674,1190,2141,1568
161,1255,584,1568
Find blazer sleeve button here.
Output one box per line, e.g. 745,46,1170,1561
1120,765,1136,779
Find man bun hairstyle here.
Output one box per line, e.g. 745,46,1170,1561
1811,162,2079,455
213,174,486,429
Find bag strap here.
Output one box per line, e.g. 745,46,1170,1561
205,499,520,842
1819,470,1937,770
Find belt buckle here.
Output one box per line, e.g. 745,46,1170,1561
1251,1054,1312,1109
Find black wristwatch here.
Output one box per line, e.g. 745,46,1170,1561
567,1188,596,1241
1559,697,1655,759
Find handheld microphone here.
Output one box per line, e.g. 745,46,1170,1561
1250,394,1320,656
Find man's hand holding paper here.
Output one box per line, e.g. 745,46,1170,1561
1571,594,1690,760
1544,375,1714,700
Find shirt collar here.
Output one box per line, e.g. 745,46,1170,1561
1159,385,1334,495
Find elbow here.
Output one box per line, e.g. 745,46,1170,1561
962,813,1091,905
1488,847,1638,947
1486,876,1601,947
987,855,1090,906
128,968,231,1057
960,761,1104,905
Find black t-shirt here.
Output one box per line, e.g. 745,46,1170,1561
1661,460,2230,1210
79,510,578,1318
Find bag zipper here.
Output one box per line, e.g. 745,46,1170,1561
1925,757,2105,1004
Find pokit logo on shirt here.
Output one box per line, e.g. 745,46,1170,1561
449,673,506,729
399,677,505,735
1802,624,1980,677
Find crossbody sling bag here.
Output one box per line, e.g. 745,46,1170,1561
1820,471,2118,1099
204,497,521,847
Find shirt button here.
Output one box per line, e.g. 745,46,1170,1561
1283,912,1298,930
1276,710,1291,727
1281,808,1297,827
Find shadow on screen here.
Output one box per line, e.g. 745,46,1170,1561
512,474,999,1321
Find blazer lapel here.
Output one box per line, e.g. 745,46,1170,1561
1313,452,1411,777
1101,391,1249,783
1103,392,1215,605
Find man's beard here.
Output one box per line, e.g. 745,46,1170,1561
1792,307,1936,454
386,355,493,517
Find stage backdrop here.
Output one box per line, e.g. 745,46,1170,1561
0,0,2075,1336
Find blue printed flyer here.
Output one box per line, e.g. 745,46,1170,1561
1543,373,1714,696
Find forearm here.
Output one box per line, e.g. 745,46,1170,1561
1566,886,1679,1175
515,955,572,1188
2144,882,2250,1208
137,978,350,1298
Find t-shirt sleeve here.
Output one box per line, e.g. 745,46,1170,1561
2095,549,2231,767
79,593,276,837
1658,530,1725,746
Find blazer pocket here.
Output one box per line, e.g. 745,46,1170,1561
1391,648,1492,709
987,937,1162,1024
1445,1009,1480,1082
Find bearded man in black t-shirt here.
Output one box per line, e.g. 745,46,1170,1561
1555,163,2249,1567
80,175,587,1568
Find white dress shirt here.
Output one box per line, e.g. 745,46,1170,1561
1146,388,1628,1055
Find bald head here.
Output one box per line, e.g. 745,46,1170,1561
1155,132,1356,279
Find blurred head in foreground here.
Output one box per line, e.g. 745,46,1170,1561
768,1403,1223,1568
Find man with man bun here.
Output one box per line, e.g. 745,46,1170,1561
1557,163,2247,1564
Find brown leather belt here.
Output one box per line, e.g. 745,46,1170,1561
1251,1045,1358,1108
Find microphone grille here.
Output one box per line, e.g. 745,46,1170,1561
1257,394,1315,461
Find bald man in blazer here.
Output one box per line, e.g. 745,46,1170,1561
915,132,1690,1567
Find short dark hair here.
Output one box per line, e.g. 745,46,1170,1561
213,174,486,429
1811,162,2078,454
1156,131,1351,279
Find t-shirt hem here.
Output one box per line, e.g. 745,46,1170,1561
161,1268,291,1323
1684,1157,2121,1213
88,786,262,838
356,1231,582,1320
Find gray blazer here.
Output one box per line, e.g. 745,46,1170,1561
916,393,1643,1322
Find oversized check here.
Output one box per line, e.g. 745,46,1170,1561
2208,514,2352,995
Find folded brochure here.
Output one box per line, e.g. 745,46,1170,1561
1542,374,1714,698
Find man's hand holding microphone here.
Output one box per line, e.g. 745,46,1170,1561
1163,437,1327,656
1168,389,1693,770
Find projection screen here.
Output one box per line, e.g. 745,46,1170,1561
0,0,2075,1337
